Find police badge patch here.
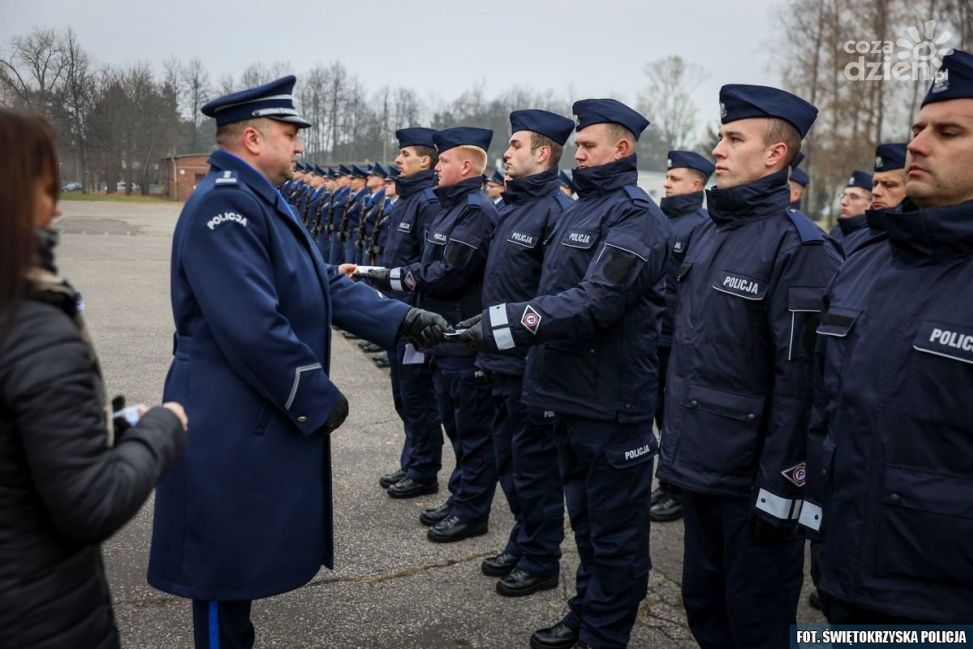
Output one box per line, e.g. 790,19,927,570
404,270,416,291
781,462,807,487
521,305,542,335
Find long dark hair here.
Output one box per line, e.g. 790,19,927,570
0,109,60,332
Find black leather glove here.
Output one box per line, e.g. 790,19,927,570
356,267,391,291
454,313,488,352
749,512,799,544
320,390,349,435
400,308,449,347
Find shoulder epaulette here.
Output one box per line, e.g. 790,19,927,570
786,209,825,244
421,187,439,204
467,191,485,208
623,185,651,206
553,191,572,209
213,170,239,187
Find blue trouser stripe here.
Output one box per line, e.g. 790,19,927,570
209,601,220,649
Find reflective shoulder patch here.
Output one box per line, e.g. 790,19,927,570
623,185,651,206
214,170,239,187
206,211,248,231
787,210,825,244
913,320,973,365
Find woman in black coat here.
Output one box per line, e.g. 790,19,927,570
0,109,189,649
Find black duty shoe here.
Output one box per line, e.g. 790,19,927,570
379,469,406,489
649,492,683,522
387,477,438,499
650,486,666,506
359,341,382,353
342,331,360,340
481,551,519,577
808,590,824,611
530,620,580,649
496,568,559,597
426,515,488,543
419,502,451,527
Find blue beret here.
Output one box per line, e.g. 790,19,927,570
396,127,437,149
666,150,715,179
369,163,386,177
337,164,352,176
486,170,504,185
202,75,310,129
509,109,575,146
558,169,575,192
719,84,818,138
572,98,649,139
790,167,809,187
923,49,973,106
846,170,873,191
433,127,493,153
874,143,907,171
350,165,369,179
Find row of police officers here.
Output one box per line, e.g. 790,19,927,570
146,47,973,649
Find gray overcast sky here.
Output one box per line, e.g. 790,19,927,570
2,0,782,130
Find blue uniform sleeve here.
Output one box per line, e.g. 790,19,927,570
482,205,670,349
179,189,341,436
397,204,493,298
328,267,411,346
751,239,842,526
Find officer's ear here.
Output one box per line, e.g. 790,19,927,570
241,123,265,155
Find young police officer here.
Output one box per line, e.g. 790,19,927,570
459,98,671,649
805,48,973,625
656,85,842,649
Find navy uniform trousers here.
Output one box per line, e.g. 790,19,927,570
387,338,443,482
192,600,253,649
556,414,653,649
431,356,496,523
489,372,563,575
681,491,804,649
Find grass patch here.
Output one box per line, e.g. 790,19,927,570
59,192,174,204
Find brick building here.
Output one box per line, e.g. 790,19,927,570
161,154,211,202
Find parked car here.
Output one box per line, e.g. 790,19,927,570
62,182,82,192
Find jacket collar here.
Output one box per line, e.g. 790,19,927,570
396,169,436,199
572,155,639,199
209,150,290,215
706,170,791,227
501,168,560,205
660,191,705,218
888,198,973,261
435,176,483,209
838,214,868,236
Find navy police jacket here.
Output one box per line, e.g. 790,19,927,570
478,155,671,423
478,168,571,376
148,150,410,601
804,199,973,622
829,214,869,255
656,171,842,525
658,191,709,348
380,170,442,304
394,176,497,360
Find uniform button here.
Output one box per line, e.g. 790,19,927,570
689,400,699,408
888,493,901,505
297,416,307,423
746,413,756,421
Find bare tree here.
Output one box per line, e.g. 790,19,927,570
0,28,68,111
59,29,96,190
638,55,708,150
179,58,211,152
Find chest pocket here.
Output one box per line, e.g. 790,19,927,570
506,229,541,249
815,307,862,338
560,227,599,250
711,269,768,301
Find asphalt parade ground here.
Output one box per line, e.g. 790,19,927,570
55,199,825,649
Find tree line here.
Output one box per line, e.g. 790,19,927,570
1,28,716,196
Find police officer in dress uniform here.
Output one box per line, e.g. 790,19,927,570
459,98,670,649
558,169,577,199
830,170,872,252
656,84,842,649
804,48,973,625
473,109,574,598
649,150,714,524
327,165,353,264
788,153,809,211
362,127,446,499
486,169,506,207
870,142,908,212
343,165,370,264
146,76,449,649
358,127,499,540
